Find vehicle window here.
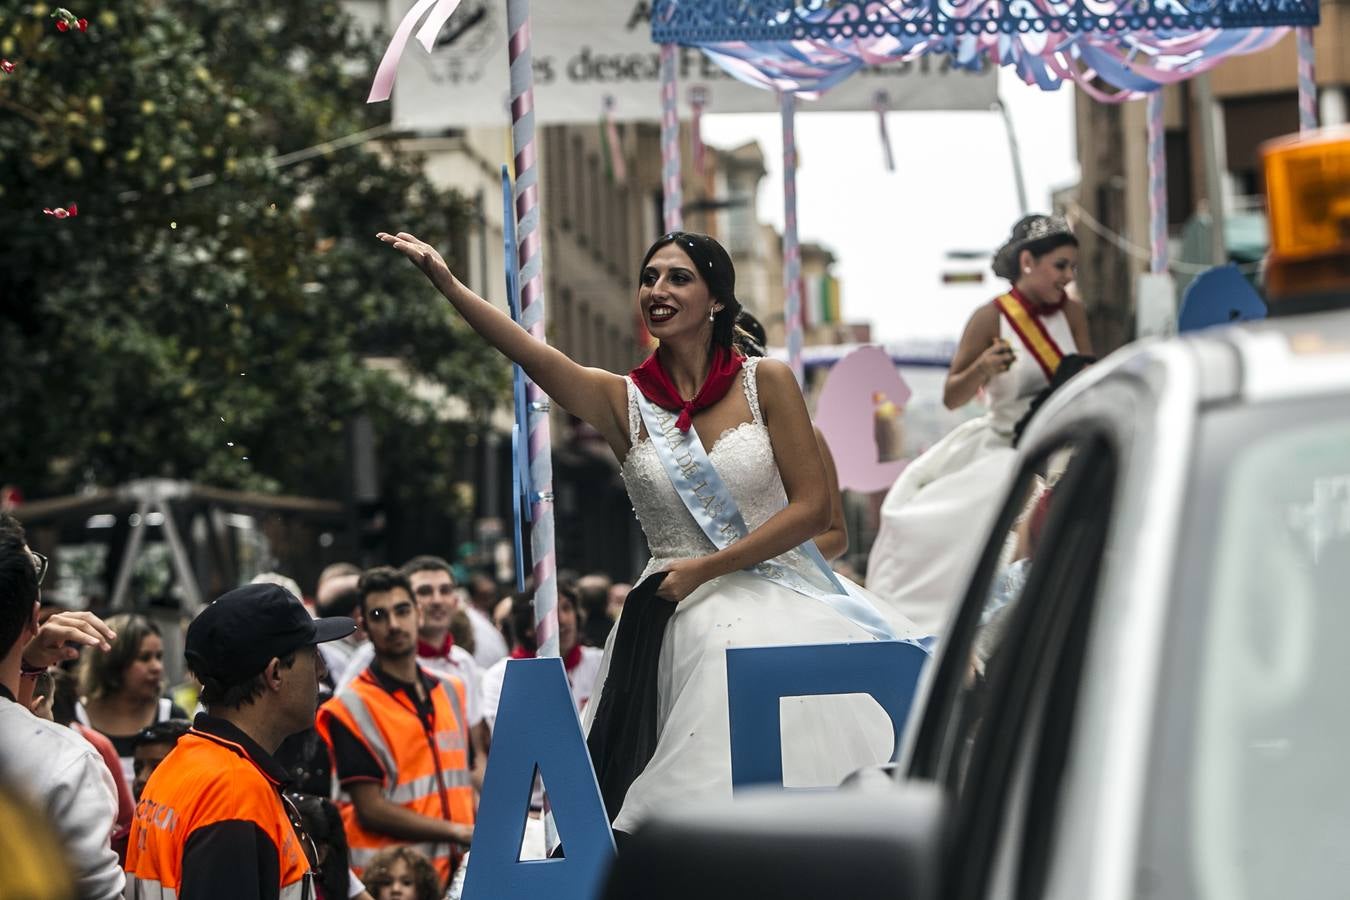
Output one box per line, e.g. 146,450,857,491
1147,403,1350,900
923,442,1083,800
905,433,1119,900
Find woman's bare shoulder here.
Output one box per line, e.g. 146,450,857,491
749,357,798,398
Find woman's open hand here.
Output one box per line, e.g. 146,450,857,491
377,231,455,290
654,558,712,603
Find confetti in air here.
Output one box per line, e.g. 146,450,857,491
51,8,89,32
43,203,79,219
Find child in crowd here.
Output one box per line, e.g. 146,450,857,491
362,846,441,900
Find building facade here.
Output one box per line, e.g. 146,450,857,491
1071,11,1349,352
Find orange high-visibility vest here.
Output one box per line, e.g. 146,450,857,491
125,727,312,899
316,666,474,883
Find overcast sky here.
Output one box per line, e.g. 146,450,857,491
701,69,1079,344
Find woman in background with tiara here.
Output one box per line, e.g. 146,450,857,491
380,227,923,842
865,214,1093,637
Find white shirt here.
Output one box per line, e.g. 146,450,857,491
335,640,484,726
479,645,605,734
465,605,509,670
0,697,125,899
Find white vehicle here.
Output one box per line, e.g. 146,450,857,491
605,308,1350,900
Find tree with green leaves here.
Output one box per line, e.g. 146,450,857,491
0,1,506,549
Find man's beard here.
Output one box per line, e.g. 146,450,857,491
376,638,415,661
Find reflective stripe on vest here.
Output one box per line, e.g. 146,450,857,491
389,768,472,804
125,875,177,899
127,875,310,900
330,687,400,780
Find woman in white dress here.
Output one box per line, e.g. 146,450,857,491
865,214,1094,637
379,228,924,838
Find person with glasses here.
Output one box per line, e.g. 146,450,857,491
334,557,489,791
0,512,125,898
11,544,119,710
316,567,475,891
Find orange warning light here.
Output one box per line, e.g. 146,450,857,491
1262,127,1350,264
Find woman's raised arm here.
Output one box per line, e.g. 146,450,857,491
379,231,629,448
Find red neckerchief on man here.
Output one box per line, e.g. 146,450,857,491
629,344,745,432
417,632,454,660
510,643,584,672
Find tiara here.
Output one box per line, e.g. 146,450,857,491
1023,215,1072,242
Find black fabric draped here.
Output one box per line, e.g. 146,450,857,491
585,571,676,824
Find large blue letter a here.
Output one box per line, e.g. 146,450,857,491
461,658,615,900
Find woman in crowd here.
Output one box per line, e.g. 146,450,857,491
380,227,923,840
866,214,1093,636
75,613,188,787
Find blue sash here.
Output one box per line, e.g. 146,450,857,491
633,388,900,642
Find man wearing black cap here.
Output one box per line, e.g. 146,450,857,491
124,584,356,900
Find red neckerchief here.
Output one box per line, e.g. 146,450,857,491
417,632,453,659
510,644,584,672
1010,285,1067,317
629,345,745,432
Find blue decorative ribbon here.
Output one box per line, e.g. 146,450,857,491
503,165,530,592
633,390,900,642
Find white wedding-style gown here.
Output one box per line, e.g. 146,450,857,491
581,357,925,835
865,303,1078,637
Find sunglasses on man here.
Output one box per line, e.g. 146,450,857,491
365,601,415,623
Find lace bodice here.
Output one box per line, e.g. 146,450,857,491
621,358,807,570
985,303,1078,435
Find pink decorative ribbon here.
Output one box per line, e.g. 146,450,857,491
689,86,708,177
602,95,627,184
368,0,463,103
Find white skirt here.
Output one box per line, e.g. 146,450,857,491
581,566,924,835
865,414,1018,637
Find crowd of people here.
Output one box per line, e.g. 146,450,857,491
0,506,629,899
1,214,1093,898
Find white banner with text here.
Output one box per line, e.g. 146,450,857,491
385,0,998,128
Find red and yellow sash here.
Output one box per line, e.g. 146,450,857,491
995,291,1064,380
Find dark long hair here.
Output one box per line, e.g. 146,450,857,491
639,232,742,351
78,613,161,700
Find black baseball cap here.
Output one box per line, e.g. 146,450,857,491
185,583,355,686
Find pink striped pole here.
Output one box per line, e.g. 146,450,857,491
507,0,558,660
603,95,627,184
660,43,683,232
780,92,803,384
1296,27,1318,132
1147,91,1169,275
